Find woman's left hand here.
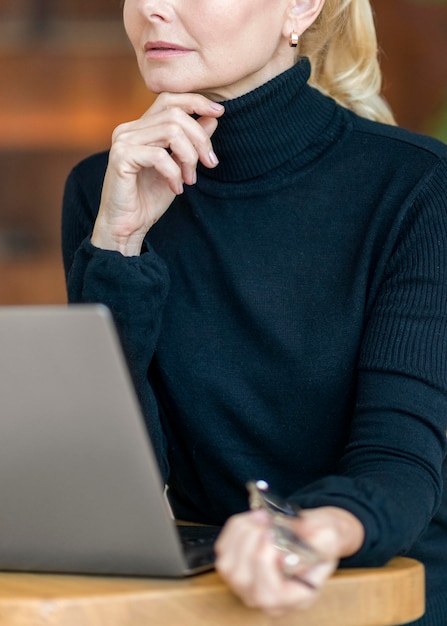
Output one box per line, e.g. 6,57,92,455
215,506,364,616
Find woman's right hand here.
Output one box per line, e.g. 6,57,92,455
91,92,225,256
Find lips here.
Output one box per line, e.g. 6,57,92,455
144,41,190,53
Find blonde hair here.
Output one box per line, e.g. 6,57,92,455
300,0,396,124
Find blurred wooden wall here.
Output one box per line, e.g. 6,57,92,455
0,0,150,304
0,0,446,305
373,0,447,134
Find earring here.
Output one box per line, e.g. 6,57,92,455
289,31,299,48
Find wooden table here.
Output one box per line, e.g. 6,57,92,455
0,557,424,626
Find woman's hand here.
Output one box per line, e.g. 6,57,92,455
91,92,225,256
215,506,364,616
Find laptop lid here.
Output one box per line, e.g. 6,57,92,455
0,304,216,577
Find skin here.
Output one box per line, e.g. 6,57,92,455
124,0,306,101
91,0,366,614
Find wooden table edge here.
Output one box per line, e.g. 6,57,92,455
0,557,425,626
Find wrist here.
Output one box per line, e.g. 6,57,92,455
320,506,365,558
91,222,146,257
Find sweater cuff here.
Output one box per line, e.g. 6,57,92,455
67,236,170,307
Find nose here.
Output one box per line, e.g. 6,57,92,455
140,0,174,22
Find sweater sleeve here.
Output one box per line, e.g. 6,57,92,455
61,158,171,481
289,159,447,567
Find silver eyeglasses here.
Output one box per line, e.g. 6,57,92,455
246,479,321,586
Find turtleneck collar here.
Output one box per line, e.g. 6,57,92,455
197,58,344,184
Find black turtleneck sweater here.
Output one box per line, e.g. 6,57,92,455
62,59,447,625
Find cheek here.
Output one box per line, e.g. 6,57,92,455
205,6,281,55
123,2,140,50
191,0,255,46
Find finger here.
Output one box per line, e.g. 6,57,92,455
248,532,287,608
220,530,311,615
196,116,219,138
260,570,319,614
109,143,184,196
281,554,319,590
113,121,200,186
287,513,342,563
113,110,219,175
166,117,220,183
215,510,270,557
146,91,225,121
163,110,220,170
243,531,325,615
295,557,338,589
217,518,278,608
216,517,268,592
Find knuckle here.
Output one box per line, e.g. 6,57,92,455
166,106,185,123
231,573,253,594
159,91,177,107
165,120,184,140
255,545,275,570
108,141,128,164
111,121,131,142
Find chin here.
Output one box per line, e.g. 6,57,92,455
141,69,210,96
145,80,197,95
140,68,238,100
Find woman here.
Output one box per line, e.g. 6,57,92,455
62,0,447,623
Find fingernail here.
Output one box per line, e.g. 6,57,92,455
176,183,184,195
209,150,219,166
210,102,225,112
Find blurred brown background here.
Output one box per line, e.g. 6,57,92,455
1,0,446,305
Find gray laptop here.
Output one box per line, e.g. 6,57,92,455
0,304,218,577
